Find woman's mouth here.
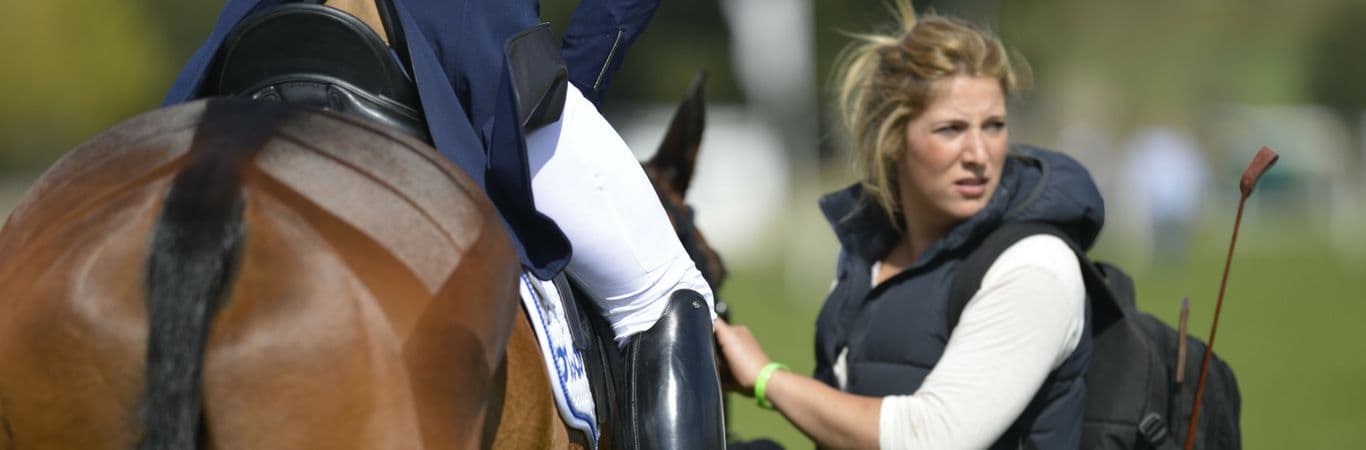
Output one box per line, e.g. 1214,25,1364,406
954,177,988,197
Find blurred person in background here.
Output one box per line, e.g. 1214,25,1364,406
714,1,1105,448
1120,125,1210,267
162,0,724,446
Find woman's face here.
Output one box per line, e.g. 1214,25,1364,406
897,75,1008,231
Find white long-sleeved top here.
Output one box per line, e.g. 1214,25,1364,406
832,234,1086,450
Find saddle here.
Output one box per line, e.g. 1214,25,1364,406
199,1,432,143
198,0,569,142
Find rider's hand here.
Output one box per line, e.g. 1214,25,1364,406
713,319,770,396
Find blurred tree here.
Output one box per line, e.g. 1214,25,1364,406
135,0,223,78
1,1,171,169
811,0,911,161
916,0,1000,27
540,0,741,106
1306,1,1366,167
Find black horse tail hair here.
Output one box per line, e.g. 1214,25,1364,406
138,99,285,450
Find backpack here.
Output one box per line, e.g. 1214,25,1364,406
948,222,1242,450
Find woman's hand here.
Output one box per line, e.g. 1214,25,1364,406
716,319,883,449
713,319,771,395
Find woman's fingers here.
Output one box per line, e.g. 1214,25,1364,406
713,321,751,394
713,319,769,392
714,325,741,391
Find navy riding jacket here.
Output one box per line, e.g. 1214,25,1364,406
163,0,661,279
814,146,1106,449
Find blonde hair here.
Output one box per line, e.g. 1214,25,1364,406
834,0,1028,223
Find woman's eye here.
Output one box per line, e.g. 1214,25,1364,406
935,124,964,135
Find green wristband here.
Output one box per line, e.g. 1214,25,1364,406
754,362,790,410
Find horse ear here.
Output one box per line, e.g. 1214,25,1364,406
647,70,707,197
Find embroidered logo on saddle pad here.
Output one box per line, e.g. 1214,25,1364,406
519,273,598,447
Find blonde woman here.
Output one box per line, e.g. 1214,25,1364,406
715,2,1104,448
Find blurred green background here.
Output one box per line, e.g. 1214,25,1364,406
4,0,1366,448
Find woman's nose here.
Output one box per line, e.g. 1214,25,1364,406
961,131,987,164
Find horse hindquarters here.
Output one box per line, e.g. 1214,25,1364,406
1,403,9,450
196,186,527,450
0,101,222,449
0,186,162,449
188,101,529,449
0,99,530,449
483,309,589,450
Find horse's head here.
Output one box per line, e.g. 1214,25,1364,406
643,73,728,292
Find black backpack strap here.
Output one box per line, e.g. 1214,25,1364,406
1093,261,1137,311
947,222,1126,336
948,222,1064,334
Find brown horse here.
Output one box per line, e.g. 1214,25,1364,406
0,79,720,449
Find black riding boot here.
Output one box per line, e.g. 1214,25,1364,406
617,289,726,450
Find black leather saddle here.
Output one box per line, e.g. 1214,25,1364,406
198,0,569,141
198,1,432,143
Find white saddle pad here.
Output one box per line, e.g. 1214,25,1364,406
518,272,599,447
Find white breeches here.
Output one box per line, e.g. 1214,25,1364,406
525,86,716,343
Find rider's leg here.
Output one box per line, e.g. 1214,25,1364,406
324,0,387,45
525,85,724,449
525,86,716,344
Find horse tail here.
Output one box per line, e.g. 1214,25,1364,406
138,99,287,450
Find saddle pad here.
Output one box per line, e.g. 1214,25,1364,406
519,272,599,447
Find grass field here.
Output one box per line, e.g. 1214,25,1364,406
719,214,1366,449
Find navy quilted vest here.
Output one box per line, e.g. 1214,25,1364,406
813,147,1105,449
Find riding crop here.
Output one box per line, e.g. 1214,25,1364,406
1183,146,1278,450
